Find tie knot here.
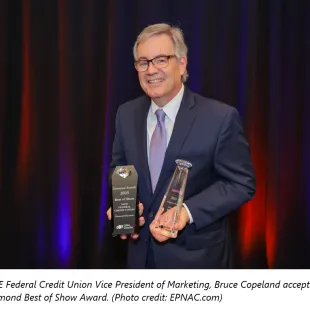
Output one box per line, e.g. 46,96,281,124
155,109,165,123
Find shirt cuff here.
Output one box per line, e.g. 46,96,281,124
182,203,194,224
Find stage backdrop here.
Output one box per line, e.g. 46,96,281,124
0,0,309,268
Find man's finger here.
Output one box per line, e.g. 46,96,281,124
120,234,127,240
173,208,189,231
138,202,143,216
131,234,139,240
149,224,169,243
152,230,169,242
106,208,112,220
129,215,145,240
139,216,145,227
173,222,182,231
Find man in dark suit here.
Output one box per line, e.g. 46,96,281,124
107,23,256,269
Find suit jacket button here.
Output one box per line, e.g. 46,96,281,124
149,212,154,218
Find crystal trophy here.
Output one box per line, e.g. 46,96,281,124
153,159,192,238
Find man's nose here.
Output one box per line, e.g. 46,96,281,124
146,62,158,74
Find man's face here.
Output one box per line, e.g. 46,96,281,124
136,34,187,107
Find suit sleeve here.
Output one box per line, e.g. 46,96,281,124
184,107,256,231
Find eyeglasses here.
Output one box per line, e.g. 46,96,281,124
134,54,176,72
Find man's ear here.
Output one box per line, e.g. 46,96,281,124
178,56,187,76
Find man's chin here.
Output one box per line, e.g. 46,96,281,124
146,89,163,99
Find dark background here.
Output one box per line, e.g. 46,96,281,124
0,0,309,268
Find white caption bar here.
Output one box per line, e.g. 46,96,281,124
0,269,309,310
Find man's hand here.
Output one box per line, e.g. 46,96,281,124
106,202,145,240
149,206,190,242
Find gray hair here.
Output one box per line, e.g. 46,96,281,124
133,23,189,82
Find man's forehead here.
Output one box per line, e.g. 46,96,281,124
137,34,174,58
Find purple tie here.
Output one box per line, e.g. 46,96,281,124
149,109,167,192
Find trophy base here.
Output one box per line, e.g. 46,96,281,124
157,225,178,238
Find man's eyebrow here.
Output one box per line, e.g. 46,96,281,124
137,54,168,61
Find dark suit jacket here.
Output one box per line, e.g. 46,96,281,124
110,87,256,268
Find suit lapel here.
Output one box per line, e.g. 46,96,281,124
152,87,196,199
133,97,152,196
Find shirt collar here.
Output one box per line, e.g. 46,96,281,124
151,84,184,122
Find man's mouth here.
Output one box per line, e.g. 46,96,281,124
147,78,164,84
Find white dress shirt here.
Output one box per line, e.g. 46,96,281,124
146,84,193,224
